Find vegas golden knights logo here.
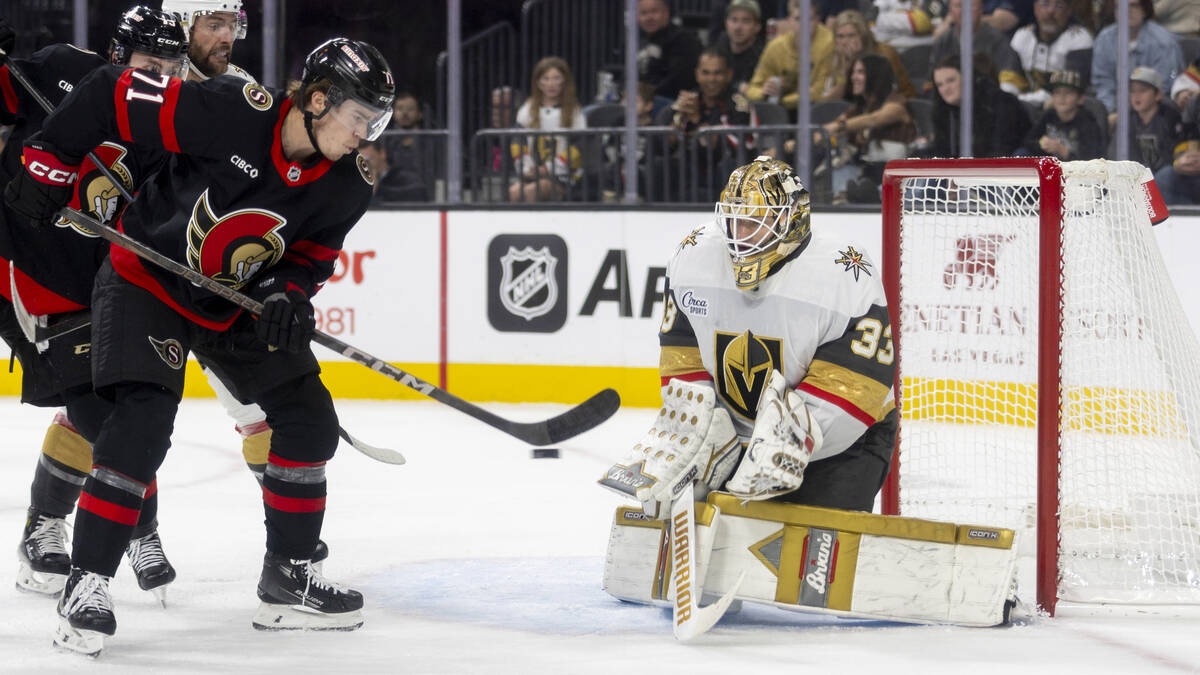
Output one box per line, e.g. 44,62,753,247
715,330,783,420
186,189,286,289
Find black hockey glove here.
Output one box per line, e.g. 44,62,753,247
251,278,315,353
0,16,15,54
4,140,82,224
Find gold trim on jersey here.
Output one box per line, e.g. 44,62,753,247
803,359,892,422
42,424,93,474
659,345,705,379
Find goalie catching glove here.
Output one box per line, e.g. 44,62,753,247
725,370,823,501
598,379,740,518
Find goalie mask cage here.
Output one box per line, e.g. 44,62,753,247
879,157,1200,616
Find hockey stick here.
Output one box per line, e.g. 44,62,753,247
57,205,620,445
669,482,745,642
0,53,404,464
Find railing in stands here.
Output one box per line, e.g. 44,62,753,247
520,0,623,105
435,22,520,145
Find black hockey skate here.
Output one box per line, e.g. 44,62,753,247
125,530,176,606
53,567,116,657
16,507,70,596
252,551,363,631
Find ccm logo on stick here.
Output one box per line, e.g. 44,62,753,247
27,162,78,185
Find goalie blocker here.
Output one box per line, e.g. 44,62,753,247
603,492,1018,628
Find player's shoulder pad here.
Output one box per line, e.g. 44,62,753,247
223,62,257,84
806,233,877,285
32,42,104,70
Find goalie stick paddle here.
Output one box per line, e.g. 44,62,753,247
669,482,745,642
1,53,620,446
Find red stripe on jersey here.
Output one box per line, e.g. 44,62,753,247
114,70,134,142
52,409,79,434
158,77,183,152
661,371,714,386
237,420,271,437
290,240,338,261
281,251,314,268
797,382,876,427
144,479,158,499
270,99,334,186
267,452,326,469
0,65,17,115
262,486,326,513
78,492,141,526
109,220,240,331
12,266,87,315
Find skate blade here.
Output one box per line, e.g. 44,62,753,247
150,586,168,608
53,621,107,657
15,562,67,596
251,602,363,631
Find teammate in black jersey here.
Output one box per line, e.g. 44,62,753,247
5,37,394,654
0,7,191,603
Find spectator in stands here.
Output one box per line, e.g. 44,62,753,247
358,140,430,203
1170,58,1200,113
713,0,767,92
932,0,1026,93
1151,0,1200,37
745,2,835,111
1006,0,1094,106
671,49,754,200
379,92,433,202
824,53,916,203
923,53,1032,156
820,10,917,100
982,0,1035,34
1019,69,1105,159
637,0,704,99
509,57,586,202
873,0,938,47
1091,0,1183,116
1153,120,1200,204
1115,66,1184,171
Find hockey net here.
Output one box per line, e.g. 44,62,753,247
880,158,1200,614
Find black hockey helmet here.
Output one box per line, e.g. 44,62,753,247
301,38,396,141
109,5,189,77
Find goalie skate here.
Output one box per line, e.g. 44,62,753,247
252,552,363,631
53,568,116,657
16,508,70,596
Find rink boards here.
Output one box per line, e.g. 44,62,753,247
1,208,1197,405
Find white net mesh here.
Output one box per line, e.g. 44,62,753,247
891,160,1200,605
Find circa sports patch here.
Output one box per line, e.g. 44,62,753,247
242,82,273,111
356,153,375,185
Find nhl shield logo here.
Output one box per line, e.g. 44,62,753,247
487,234,568,333
499,246,558,320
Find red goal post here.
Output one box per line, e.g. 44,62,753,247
878,157,1200,616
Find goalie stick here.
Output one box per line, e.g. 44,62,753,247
2,52,619,446
669,481,745,642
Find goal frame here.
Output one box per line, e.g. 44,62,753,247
879,157,1065,615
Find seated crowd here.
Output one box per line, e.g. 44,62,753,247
372,0,1200,206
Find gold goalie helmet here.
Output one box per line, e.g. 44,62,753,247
715,155,811,289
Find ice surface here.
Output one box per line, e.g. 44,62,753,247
0,398,1197,673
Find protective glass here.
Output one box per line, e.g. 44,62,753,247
714,200,793,259
194,9,248,40
326,91,393,141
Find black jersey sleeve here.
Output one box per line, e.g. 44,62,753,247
0,44,104,126
37,65,256,161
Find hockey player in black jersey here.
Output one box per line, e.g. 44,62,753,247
0,7,189,602
5,36,394,654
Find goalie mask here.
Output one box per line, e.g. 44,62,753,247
109,6,190,79
715,156,811,289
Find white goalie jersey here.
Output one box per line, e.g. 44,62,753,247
658,222,896,460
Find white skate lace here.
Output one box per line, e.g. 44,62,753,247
31,514,69,557
295,559,351,596
126,533,168,573
63,572,113,616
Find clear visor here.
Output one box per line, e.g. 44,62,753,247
327,96,393,142
130,52,190,79
193,9,248,40
715,200,792,259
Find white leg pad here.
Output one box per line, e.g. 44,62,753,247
604,493,1018,627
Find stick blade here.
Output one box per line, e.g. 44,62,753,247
505,388,622,446
339,428,406,465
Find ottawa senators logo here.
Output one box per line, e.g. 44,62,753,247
54,142,134,237
242,82,273,111
185,189,286,289
715,330,783,421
